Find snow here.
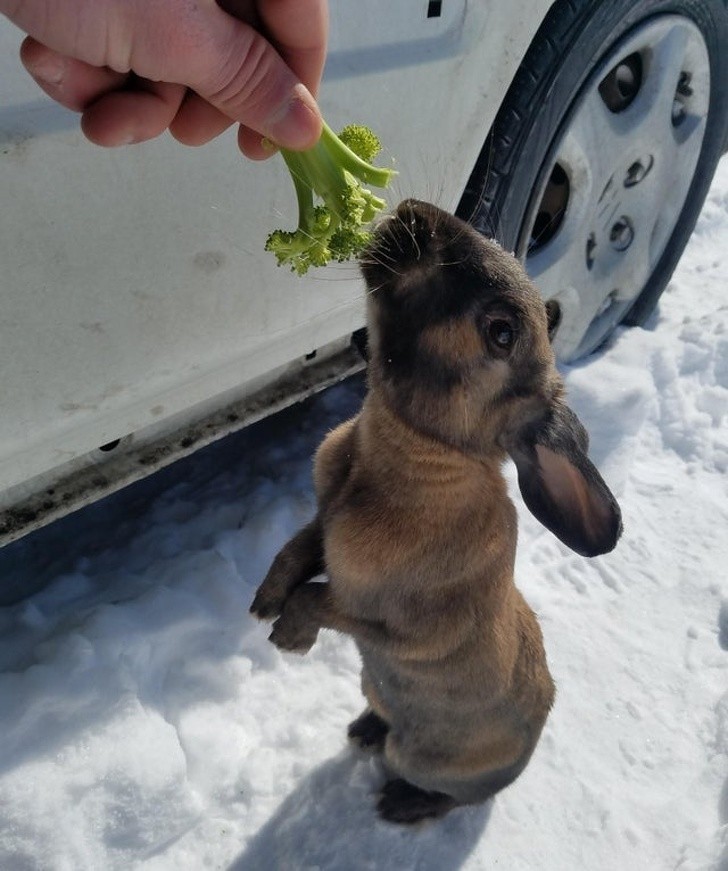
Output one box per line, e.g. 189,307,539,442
1,158,727,871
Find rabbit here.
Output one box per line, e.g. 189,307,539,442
250,199,622,825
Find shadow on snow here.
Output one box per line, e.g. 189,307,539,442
230,750,491,871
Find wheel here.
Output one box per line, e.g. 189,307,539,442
457,0,728,362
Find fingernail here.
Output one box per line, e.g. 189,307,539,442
29,54,65,87
267,84,322,151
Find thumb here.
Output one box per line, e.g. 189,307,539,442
174,4,322,150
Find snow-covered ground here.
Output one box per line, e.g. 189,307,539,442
1,159,727,871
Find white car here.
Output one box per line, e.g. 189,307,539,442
1,0,726,546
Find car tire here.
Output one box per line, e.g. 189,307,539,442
457,0,728,361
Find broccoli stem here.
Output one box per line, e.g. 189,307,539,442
282,150,321,236
266,120,396,274
317,123,394,189
283,139,349,225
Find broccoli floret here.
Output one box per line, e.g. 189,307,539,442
265,122,396,275
338,125,384,163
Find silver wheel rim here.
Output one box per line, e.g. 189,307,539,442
523,15,710,361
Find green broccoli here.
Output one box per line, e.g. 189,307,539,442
265,122,396,275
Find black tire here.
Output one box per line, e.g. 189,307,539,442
457,0,728,360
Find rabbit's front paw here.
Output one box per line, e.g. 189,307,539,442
249,584,287,621
269,615,319,654
268,585,324,654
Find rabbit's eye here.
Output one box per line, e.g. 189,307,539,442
487,319,516,350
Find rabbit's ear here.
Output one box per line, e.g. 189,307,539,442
506,404,622,557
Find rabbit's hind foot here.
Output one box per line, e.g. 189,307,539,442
347,709,389,753
377,778,457,825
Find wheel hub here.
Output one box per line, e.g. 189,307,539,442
610,217,635,252
523,16,710,360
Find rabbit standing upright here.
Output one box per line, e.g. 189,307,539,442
251,200,622,824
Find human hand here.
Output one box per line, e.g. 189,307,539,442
0,0,328,158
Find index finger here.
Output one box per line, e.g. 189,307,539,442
254,0,328,96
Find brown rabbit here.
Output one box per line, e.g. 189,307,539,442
250,200,622,825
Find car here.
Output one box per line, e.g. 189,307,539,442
1,0,726,547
